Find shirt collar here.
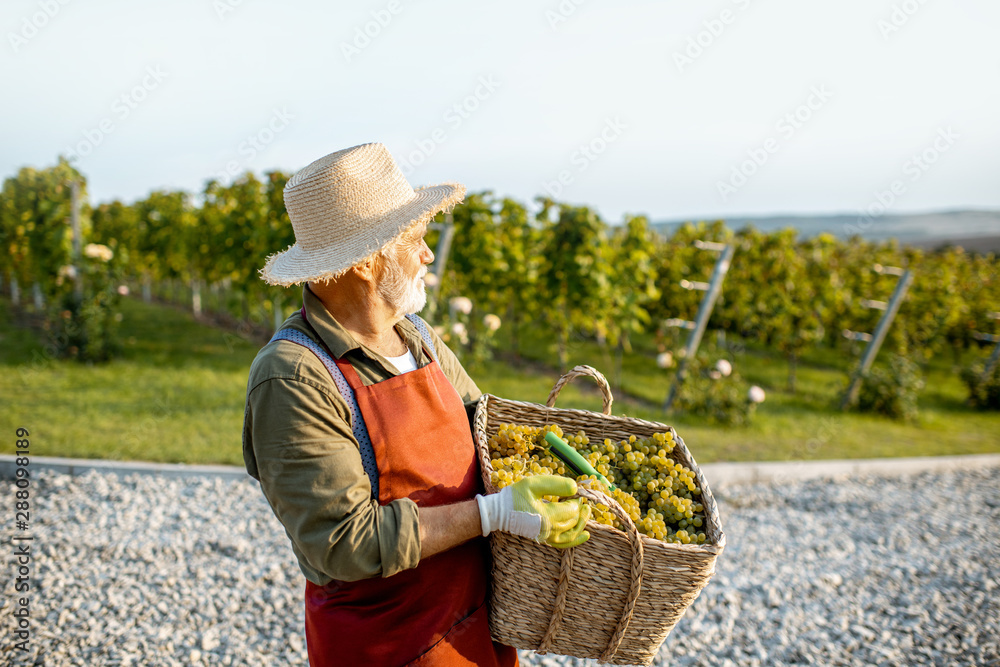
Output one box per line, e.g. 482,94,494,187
301,283,424,362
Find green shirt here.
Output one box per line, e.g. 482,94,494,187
242,284,482,586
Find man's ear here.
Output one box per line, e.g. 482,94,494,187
353,260,377,282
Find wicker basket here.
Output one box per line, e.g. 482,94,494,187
473,365,726,666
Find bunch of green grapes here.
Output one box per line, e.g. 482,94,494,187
568,432,708,544
487,424,709,545
487,423,568,493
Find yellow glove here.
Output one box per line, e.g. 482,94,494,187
476,475,591,549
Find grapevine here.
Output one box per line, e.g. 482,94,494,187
487,423,708,545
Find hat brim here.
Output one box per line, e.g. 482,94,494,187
260,181,465,287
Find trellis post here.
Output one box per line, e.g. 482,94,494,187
662,241,734,411
840,264,914,410
70,180,83,298
428,212,454,300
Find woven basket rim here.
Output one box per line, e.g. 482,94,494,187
480,392,680,434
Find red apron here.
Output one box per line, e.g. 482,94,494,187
303,341,519,667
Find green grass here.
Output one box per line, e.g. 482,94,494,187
0,297,260,465
1,297,997,465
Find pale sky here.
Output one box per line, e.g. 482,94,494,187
2,0,998,224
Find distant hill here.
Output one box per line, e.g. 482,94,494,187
650,209,1000,252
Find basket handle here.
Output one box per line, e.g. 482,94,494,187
545,365,614,416
537,483,643,663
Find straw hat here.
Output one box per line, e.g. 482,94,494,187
259,142,466,286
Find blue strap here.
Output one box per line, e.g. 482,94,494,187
268,329,380,500
404,313,437,361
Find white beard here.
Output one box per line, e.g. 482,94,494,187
379,262,427,316
397,271,427,315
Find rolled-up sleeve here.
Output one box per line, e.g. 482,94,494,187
247,376,422,582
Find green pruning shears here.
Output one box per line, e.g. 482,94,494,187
543,432,618,492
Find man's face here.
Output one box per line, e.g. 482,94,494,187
377,222,434,316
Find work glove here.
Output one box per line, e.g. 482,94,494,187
476,475,591,548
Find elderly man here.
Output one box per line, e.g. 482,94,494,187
242,143,590,666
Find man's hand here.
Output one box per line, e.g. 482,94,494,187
476,475,591,549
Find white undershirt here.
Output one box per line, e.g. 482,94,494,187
385,349,418,374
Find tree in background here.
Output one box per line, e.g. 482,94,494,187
650,221,722,348
443,191,504,311
899,245,1000,366
0,158,136,361
0,157,86,306
131,190,197,304
797,232,848,355
258,170,296,325
601,214,660,386
90,200,142,275
537,199,612,369
602,214,659,352
494,196,540,358
964,253,1000,352
730,226,825,392
199,174,270,319
896,246,970,364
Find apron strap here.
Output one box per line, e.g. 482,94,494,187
404,313,437,362
267,328,380,500
334,356,365,390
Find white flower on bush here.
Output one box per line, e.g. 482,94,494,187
715,359,732,377
483,313,502,331
708,369,722,380
83,243,113,262
450,321,469,345
117,285,130,296
449,296,473,315
423,271,439,287
58,265,78,280
748,386,766,404
656,352,673,369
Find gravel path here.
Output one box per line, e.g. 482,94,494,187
1,466,997,666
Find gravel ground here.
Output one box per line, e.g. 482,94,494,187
1,466,997,666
